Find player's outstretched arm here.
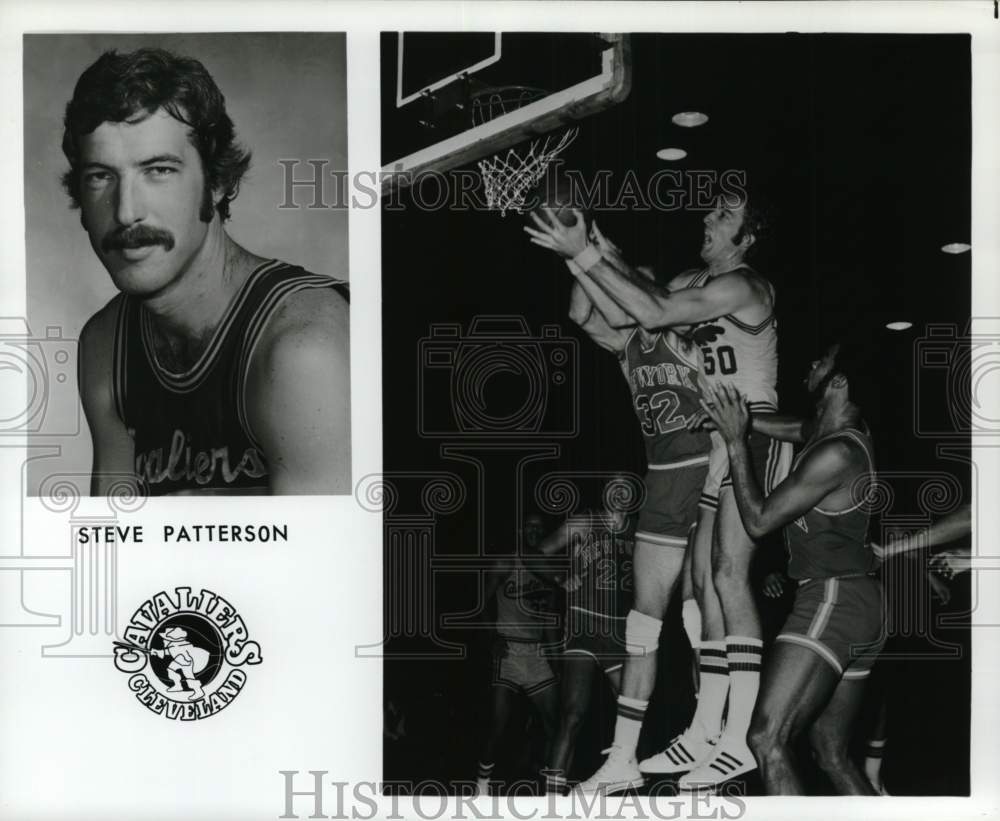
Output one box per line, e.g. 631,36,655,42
702,382,850,537
569,279,632,355
874,504,972,560
751,413,813,443
245,287,351,494
525,208,758,330
78,300,139,496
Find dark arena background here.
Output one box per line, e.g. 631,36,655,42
380,33,971,795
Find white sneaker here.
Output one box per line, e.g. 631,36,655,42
575,747,644,795
639,730,716,774
677,735,756,791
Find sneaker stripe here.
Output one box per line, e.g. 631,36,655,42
667,748,681,765
718,752,742,766
710,761,732,774
677,743,694,763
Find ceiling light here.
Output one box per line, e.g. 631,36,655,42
886,321,913,331
656,148,687,161
941,243,971,254
672,111,708,127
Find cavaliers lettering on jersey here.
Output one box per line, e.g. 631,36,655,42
622,329,711,466
565,512,634,619
686,266,779,412
784,428,877,580
111,259,349,495
496,554,557,641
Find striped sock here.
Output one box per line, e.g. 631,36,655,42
544,769,568,795
611,695,648,759
689,640,729,739
476,760,494,785
864,738,886,783
724,636,763,741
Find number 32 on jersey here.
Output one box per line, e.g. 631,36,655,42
634,389,686,436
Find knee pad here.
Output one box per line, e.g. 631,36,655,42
625,609,662,656
681,598,702,650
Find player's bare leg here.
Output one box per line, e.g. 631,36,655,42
577,538,684,793
547,655,600,793
863,696,889,794
477,685,518,794
807,676,876,795
740,641,853,795
678,491,761,788
641,507,729,776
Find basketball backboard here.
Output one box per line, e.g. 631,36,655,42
381,33,632,189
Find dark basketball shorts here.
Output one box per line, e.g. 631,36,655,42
491,637,557,695
701,430,794,511
776,575,885,678
563,607,627,673
636,455,710,548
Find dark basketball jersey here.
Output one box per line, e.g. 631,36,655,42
784,428,877,580
687,266,779,412
111,259,349,495
565,512,634,619
622,329,711,466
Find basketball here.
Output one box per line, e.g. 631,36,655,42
524,169,588,228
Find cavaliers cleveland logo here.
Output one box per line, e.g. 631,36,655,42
112,587,262,720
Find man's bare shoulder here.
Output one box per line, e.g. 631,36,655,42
249,284,349,375
79,295,126,364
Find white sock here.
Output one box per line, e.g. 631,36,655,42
682,598,702,652
864,738,886,784
689,640,729,739
723,636,763,744
611,695,648,759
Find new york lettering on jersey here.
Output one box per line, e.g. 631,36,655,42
687,265,779,412
112,259,349,495
622,329,711,465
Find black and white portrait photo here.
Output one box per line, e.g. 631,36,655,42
22,32,350,496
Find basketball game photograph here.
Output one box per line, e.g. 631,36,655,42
380,30,977,799
20,32,351,497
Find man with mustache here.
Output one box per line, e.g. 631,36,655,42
66,48,350,495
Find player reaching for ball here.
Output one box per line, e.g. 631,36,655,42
699,339,883,795
527,191,792,789
545,218,711,794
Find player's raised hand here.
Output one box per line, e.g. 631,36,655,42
761,571,787,599
524,208,589,258
590,221,626,267
700,382,749,443
929,548,971,580
685,408,717,432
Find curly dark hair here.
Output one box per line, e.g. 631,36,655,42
61,48,251,222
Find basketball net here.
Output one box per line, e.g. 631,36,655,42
472,86,578,216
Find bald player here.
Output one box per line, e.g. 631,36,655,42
67,48,349,495
527,192,792,786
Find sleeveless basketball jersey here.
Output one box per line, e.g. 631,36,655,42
496,554,556,641
112,259,349,495
687,266,779,412
565,512,634,619
784,428,877,580
622,329,711,466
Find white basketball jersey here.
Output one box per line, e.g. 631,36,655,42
686,266,779,411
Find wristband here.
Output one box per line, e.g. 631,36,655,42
572,244,602,273
565,259,583,276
